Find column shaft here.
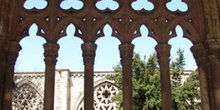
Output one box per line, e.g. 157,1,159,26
191,44,211,110
155,44,172,110
82,42,97,110
119,43,134,110
43,43,59,110
208,48,220,109
2,41,21,110
0,38,6,110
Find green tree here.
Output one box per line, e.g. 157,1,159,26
171,49,186,109
107,53,162,110
170,49,200,110
170,49,185,87
107,50,201,110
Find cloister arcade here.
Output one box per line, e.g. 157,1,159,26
0,0,220,110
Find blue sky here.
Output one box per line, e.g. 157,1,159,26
15,0,196,72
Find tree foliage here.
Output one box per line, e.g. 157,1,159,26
106,50,201,110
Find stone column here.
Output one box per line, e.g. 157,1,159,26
2,41,21,110
208,48,220,109
81,42,97,110
155,44,172,110
0,38,6,109
119,43,134,110
191,44,211,110
43,43,59,110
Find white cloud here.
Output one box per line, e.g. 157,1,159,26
60,0,83,10
166,0,188,12
131,0,154,11
24,0,47,10
96,0,119,10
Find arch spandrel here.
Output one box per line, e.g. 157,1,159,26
13,20,48,42
164,19,201,44
7,0,204,44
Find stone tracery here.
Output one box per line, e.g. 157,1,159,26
12,83,44,110
1,0,219,109
77,81,119,110
94,82,119,110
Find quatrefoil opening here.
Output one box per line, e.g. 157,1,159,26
131,0,154,11
96,0,119,11
60,0,84,10
23,0,48,10
166,0,188,12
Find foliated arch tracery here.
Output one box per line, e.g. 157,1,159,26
165,19,201,44
12,80,44,110
12,0,204,44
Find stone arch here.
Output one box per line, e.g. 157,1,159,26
14,79,43,95
166,19,202,44
14,19,48,42
57,23,84,71
138,18,162,43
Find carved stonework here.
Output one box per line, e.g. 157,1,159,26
6,41,21,65
12,83,44,110
81,42,97,65
191,43,209,67
43,43,59,64
77,81,119,110
155,44,171,63
119,43,134,64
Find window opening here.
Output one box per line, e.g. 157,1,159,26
168,25,200,109
60,0,84,10
15,23,46,72
166,0,188,12
23,0,48,10
57,24,83,71
94,24,120,71
131,0,154,11
95,0,119,11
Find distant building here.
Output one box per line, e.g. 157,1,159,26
12,69,195,110
12,70,119,110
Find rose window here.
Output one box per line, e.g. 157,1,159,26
77,82,119,110
94,82,119,110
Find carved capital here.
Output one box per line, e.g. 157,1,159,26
119,43,134,64
155,44,171,63
6,41,21,65
81,42,97,65
191,43,209,67
43,43,59,64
